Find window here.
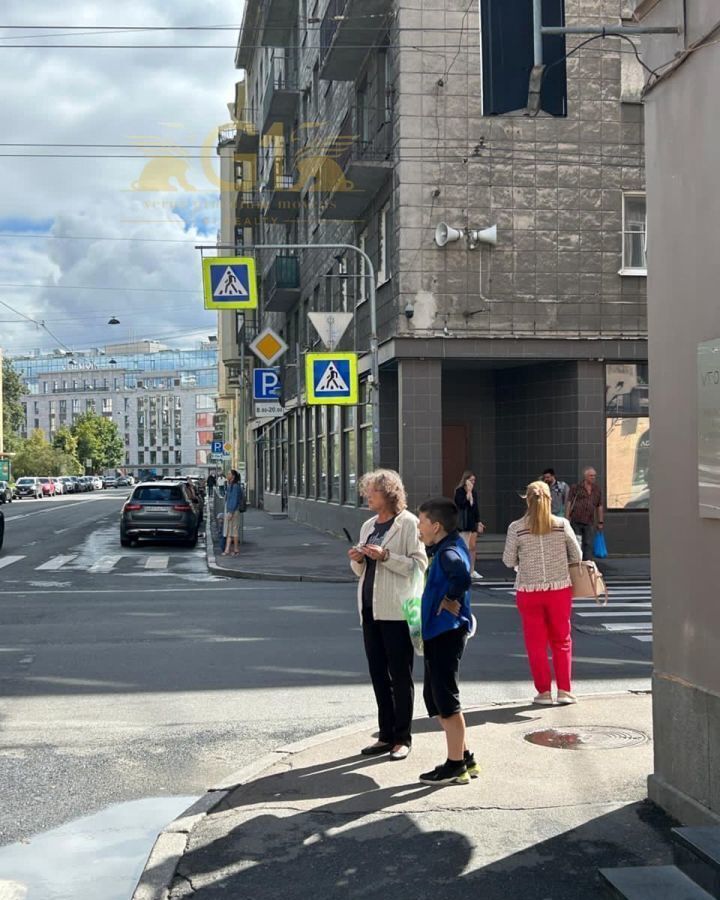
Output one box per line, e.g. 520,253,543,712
306,407,316,497
480,0,567,117
359,382,374,479
621,193,647,275
342,407,357,503
606,364,650,510
378,203,391,285
318,408,328,498
338,256,348,311
357,230,368,305
329,407,341,502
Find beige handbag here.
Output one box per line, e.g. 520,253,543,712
569,561,608,606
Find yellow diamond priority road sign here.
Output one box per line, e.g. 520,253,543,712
203,256,258,310
250,328,288,366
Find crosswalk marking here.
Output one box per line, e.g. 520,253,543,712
603,622,653,633
36,555,77,571
571,578,653,645
89,555,122,574
0,555,25,570
577,610,652,618
633,634,653,642
144,555,169,570
574,601,651,608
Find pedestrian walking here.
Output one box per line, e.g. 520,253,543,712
206,472,217,493
348,470,427,761
416,497,478,785
503,481,582,706
222,469,243,557
542,468,569,517
566,468,604,560
453,471,485,582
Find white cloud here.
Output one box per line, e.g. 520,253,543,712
0,0,242,354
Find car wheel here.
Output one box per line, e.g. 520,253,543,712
120,527,132,548
187,528,199,548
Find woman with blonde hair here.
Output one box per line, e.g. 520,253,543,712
349,469,427,760
502,480,582,705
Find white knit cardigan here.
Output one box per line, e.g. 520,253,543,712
503,516,582,592
349,509,428,621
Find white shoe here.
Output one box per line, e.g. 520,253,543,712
471,571,483,581
533,692,554,705
557,691,577,705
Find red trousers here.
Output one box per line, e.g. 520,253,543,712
516,587,573,694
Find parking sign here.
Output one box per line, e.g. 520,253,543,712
253,368,282,401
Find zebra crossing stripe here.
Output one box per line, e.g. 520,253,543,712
89,555,122,574
36,555,77,571
0,555,25,570
577,610,652,618
633,634,653,642
144,555,169,570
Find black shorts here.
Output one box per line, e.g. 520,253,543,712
423,627,467,719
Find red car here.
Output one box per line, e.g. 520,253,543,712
38,477,56,496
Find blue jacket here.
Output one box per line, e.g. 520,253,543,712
421,531,473,641
225,481,242,514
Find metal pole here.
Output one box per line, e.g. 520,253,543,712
0,346,4,456
197,241,381,469
533,0,544,66
540,25,681,35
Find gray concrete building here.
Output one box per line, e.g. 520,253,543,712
220,0,650,548
638,0,720,823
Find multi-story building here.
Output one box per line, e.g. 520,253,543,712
218,0,650,552
14,343,218,477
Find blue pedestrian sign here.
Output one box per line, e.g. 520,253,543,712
203,256,258,310
254,368,282,401
306,352,359,406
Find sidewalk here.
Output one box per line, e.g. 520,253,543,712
135,692,677,900
206,507,650,583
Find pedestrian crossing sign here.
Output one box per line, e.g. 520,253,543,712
306,352,359,406
203,256,258,310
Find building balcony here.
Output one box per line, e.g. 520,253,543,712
320,0,393,81
236,189,262,225
265,254,301,313
259,0,297,47
220,108,259,155
321,111,394,221
262,55,301,133
262,163,300,224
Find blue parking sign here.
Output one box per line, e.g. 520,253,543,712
211,440,224,455
253,368,281,401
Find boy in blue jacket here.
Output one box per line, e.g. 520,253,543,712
417,497,478,785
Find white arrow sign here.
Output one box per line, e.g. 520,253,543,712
308,312,354,351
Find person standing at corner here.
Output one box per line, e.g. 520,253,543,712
503,481,582,706
206,471,217,494
348,470,427,762
542,468,569,518
453,471,485,583
223,469,242,557
566,467,604,561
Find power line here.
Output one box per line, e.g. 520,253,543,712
0,282,200,294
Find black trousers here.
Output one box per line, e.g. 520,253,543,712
573,522,596,561
362,609,415,746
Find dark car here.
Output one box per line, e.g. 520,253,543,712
120,482,200,548
0,507,4,552
0,481,12,504
164,479,204,524
15,477,43,499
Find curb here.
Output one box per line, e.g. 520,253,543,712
204,498,354,584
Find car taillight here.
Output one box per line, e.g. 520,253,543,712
173,504,192,511
124,503,143,511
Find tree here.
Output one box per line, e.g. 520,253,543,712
12,429,57,477
52,426,79,459
2,356,26,452
71,412,123,471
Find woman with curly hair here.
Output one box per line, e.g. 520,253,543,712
349,469,427,760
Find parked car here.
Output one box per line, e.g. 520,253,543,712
51,477,64,495
120,481,201,547
92,476,103,491
15,477,43,499
60,476,77,493
38,477,56,497
0,481,12,504
77,476,93,492
116,476,134,488
102,475,118,489
164,479,204,524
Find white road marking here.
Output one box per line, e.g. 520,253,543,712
144,555,169,570
602,622,653,632
574,601,651,608
0,586,278,595
577,610,651,617
36,555,77,571
633,634,653,642
0,556,25,570
89,555,122,574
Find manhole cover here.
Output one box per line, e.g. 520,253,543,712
524,726,649,750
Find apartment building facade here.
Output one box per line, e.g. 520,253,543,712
14,344,219,477
219,0,650,550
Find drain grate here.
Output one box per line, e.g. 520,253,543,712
524,725,649,750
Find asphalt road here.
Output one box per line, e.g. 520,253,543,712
0,493,652,848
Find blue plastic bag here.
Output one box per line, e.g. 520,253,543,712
593,531,608,559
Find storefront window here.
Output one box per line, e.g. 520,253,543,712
330,407,341,502
359,382,374,481
318,408,328,499
343,407,357,503
306,407,316,497
606,364,650,509
288,414,296,496
296,411,305,495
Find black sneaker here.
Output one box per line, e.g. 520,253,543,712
464,750,481,779
419,760,470,785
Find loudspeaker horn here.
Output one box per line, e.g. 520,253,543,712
469,224,498,247
434,223,464,247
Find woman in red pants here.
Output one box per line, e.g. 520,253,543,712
503,481,582,705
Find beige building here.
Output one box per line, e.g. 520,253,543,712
639,0,720,823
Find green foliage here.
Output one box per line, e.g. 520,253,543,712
2,357,26,452
52,426,79,458
11,429,81,477
71,412,123,471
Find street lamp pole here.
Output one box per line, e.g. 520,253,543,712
197,242,381,469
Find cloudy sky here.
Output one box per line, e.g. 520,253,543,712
0,1,242,356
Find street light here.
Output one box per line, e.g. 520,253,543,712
108,316,120,325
